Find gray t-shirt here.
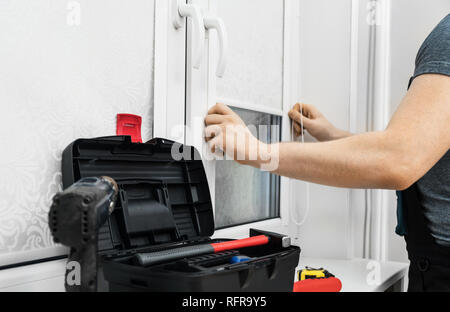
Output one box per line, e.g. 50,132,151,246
410,14,450,246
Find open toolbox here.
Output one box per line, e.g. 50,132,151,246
62,136,300,292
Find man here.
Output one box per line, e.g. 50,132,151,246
204,15,450,291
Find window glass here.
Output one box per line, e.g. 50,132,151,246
215,108,281,229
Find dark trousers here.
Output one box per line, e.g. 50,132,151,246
408,260,450,292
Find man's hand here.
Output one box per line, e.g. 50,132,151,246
288,103,352,141
204,103,266,165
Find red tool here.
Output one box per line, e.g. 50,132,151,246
135,235,270,267
293,277,342,292
116,114,143,143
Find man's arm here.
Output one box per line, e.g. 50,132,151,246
205,74,450,190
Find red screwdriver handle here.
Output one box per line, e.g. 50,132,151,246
211,235,269,253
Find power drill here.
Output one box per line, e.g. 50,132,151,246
49,176,118,292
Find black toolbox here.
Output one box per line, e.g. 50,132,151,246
62,136,300,292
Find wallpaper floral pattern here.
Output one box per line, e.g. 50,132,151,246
0,0,155,264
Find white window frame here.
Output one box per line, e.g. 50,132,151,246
153,0,187,142
181,0,299,239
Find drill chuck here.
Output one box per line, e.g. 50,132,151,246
49,176,118,291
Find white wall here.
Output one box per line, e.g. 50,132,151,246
295,0,359,259
384,0,450,262
0,0,155,266
295,0,450,263
389,0,450,114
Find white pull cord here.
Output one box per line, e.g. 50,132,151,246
290,103,310,227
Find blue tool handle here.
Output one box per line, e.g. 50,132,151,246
230,256,251,264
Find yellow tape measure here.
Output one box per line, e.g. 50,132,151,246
298,267,334,281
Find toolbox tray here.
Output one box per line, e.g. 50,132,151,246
62,136,300,292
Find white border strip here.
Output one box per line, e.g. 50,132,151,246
368,0,392,261
153,0,169,138
346,0,360,260
377,0,392,262
0,259,66,291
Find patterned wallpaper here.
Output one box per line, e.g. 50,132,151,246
0,0,155,264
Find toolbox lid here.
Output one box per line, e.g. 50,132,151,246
62,136,214,253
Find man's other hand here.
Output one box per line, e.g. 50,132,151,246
288,103,352,141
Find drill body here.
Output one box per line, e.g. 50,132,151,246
49,177,118,292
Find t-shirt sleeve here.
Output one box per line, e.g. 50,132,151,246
409,14,450,87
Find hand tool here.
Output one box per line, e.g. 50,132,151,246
116,113,143,143
293,267,342,292
49,176,119,292
249,228,291,248
230,255,251,264
298,267,333,280
293,277,342,292
135,235,270,267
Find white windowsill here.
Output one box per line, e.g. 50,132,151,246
297,257,409,292
0,259,66,292
0,255,409,292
